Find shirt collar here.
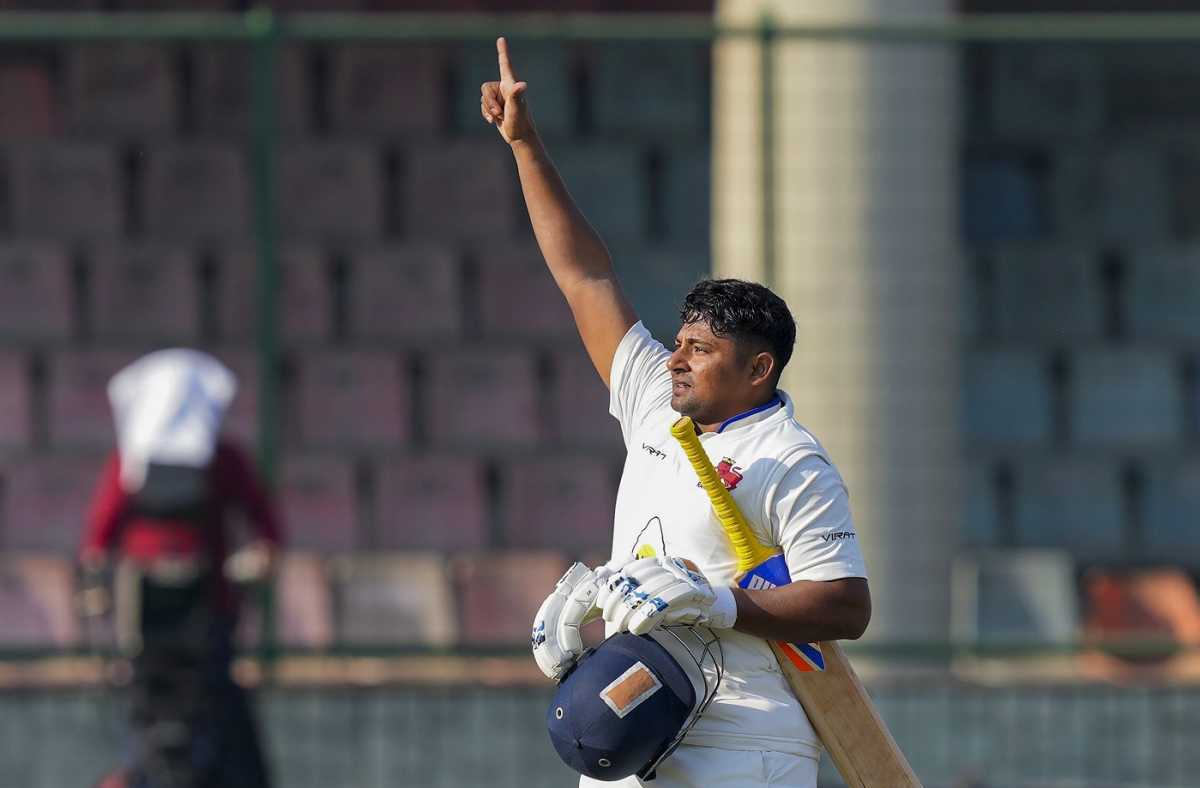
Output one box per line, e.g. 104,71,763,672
713,394,783,434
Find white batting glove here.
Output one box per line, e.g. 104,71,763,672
531,562,614,682
596,556,738,636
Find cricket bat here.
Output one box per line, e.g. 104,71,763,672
670,415,922,788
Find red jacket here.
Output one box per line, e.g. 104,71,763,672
82,439,284,614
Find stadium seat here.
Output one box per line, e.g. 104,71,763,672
1069,348,1181,447
217,247,332,344
346,245,462,342
292,351,410,449
590,43,708,137
330,44,445,136
279,456,359,553
1083,568,1200,648
3,454,102,553
964,350,1052,445
476,246,576,342
0,555,80,648
210,349,260,446
1013,460,1123,560
331,553,457,647
192,45,309,137
548,347,623,449
399,142,519,241
143,144,250,240
47,350,135,450
1143,461,1200,561
552,143,647,240
278,144,384,240
987,46,1102,141
0,64,55,139
0,352,31,451
454,40,572,136
9,143,122,239
239,553,333,650
89,246,200,343
950,550,1079,646
991,244,1102,341
64,43,176,137
373,455,489,552
662,144,710,246
499,456,616,552
0,244,74,341
962,156,1044,243
423,349,540,448
453,551,568,646
1127,246,1200,341
1097,145,1172,246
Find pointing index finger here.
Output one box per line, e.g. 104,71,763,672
497,36,517,82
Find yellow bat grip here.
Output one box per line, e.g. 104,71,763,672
670,416,777,573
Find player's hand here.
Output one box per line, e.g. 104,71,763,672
224,540,277,584
531,561,618,681
597,556,738,636
481,36,535,144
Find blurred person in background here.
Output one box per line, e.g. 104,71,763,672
81,349,282,788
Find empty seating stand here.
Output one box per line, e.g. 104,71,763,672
423,349,540,449
47,349,136,450
330,44,446,137
218,247,333,344
476,247,576,343
0,555,80,648
292,351,410,450
347,245,462,343
400,142,520,241
965,350,1052,445
4,454,102,553
373,455,489,552
1013,460,1124,560
0,64,56,139
278,144,384,241
1069,348,1181,447
89,246,200,343
142,144,250,241
0,352,31,451
331,553,457,647
453,551,567,647
1144,461,1200,562
64,43,177,137
191,44,309,137
990,244,1103,341
549,347,623,449
1128,246,1200,342
591,43,708,138
8,144,122,240
279,456,359,553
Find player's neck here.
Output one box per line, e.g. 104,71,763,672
694,390,781,434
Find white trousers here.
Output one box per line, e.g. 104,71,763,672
578,744,819,788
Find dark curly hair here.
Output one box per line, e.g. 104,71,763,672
679,279,796,380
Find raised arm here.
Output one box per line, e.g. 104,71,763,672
482,37,637,387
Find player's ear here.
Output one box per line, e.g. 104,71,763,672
749,351,774,387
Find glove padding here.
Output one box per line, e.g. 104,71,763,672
596,556,737,636
531,562,612,681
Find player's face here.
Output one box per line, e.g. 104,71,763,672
667,321,757,426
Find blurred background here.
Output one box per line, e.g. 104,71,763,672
1,1,1200,787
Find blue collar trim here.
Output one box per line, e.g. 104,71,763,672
715,394,782,434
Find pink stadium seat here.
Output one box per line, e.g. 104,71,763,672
278,144,384,240
293,351,410,449
330,44,444,136
373,456,489,551
89,246,200,343
143,144,250,240
454,551,568,646
239,553,334,650
400,142,519,240
0,244,74,341
217,247,332,344
0,556,80,648
9,144,122,239
279,456,359,553
332,553,457,647
424,349,541,448
500,457,616,551
192,45,308,137
0,64,55,139
65,44,176,136
47,350,135,450
211,349,260,446
347,245,461,342
0,352,32,451
476,247,576,342
549,348,624,448
4,454,102,552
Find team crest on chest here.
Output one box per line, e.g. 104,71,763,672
715,458,743,490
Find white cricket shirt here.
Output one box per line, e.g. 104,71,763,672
607,321,868,759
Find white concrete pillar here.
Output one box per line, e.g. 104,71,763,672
714,0,961,644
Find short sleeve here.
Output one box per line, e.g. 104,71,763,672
608,321,673,447
768,454,867,582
